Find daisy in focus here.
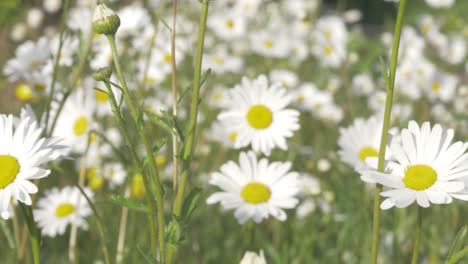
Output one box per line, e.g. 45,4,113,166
206,151,301,224
34,186,93,237
0,108,65,219
360,121,468,209
218,75,300,155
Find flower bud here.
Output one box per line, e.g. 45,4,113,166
92,4,120,35
93,67,113,82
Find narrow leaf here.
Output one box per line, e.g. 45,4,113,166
110,194,149,213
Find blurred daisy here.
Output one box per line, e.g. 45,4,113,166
251,31,289,58
240,249,267,264
218,75,300,155
208,9,246,40
338,116,385,170
206,151,301,224
52,87,97,154
360,121,468,209
0,108,64,219
34,186,93,237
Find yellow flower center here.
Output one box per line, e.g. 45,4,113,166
131,173,146,199
212,56,224,65
226,19,234,28
0,155,20,189
164,53,172,63
29,60,41,70
73,116,89,136
246,105,273,129
358,146,379,162
95,90,109,103
324,45,333,55
324,30,332,38
89,175,104,190
15,83,33,101
403,164,437,190
55,203,75,218
431,82,440,92
34,83,45,92
241,182,271,204
263,40,273,48
155,154,167,167
229,131,237,143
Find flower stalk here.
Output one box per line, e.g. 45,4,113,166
106,34,166,260
166,0,210,262
371,0,407,263
411,207,422,264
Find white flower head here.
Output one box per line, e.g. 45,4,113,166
360,121,468,209
218,75,300,155
207,151,301,224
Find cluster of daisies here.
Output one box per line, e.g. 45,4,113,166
339,116,468,209
0,106,95,237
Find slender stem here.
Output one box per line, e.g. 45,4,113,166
166,2,210,263
171,0,179,194
48,23,94,136
447,247,468,264
173,0,209,218
11,204,21,256
103,81,158,258
19,204,40,264
116,189,130,264
371,0,407,263
411,207,422,264
106,35,166,261
43,0,70,131
69,137,91,264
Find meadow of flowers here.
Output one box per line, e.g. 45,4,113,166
0,0,467,263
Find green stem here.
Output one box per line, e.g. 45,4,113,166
173,0,209,219
447,247,468,264
19,204,40,264
411,207,422,264
102,81,158,256
166,1,210,263
43,0,70,132
106,35,166,261
47,26,94,136
371,0,407,263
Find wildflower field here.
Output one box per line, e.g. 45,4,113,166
0,0,467,263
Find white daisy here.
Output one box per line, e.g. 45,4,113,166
52,88,97,154
360,121,468,209
338,116,385,170
34,186,93,237
218,75,300,155
206,151,301,224
239,249,267,264
0,107,65,219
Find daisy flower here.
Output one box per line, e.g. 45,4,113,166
218,75,300,155
206,151,301,224
52,88,97,154
240,250,267,264
0,107,65,219
34,186,93,237
360,121,468,209
338,116,385,170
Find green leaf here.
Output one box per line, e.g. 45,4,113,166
446,226,468,260
145,110,185,143
137,244,159,264
379,56,389,88
177,69,211,103
165,220,183,245
181,187,203,222
0,219,15,249
110,195,149,213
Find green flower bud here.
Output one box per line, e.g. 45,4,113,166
92,4,120,35
93,67,113,82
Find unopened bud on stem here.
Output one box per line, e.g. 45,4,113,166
92,4,120,35
93,67,113,82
